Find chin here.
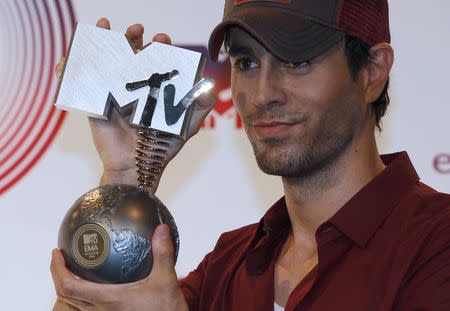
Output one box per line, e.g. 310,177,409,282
252,143,308,177
252,136,352,179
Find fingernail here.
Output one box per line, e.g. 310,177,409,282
158,224,170,240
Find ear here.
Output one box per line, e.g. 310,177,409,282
363,43,394,104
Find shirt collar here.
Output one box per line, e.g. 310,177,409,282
245,198,290,275
245,151,420,274
263,197,290,234
246,197,291,250
328,151,420,247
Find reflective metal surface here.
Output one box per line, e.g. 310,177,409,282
54,23,205,136
54,23,213,284
58,184,179,284
135,129,172,188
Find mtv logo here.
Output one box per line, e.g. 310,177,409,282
83,233,98,245
54,24,214,137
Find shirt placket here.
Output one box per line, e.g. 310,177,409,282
285,224,353,311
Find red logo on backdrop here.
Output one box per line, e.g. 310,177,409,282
182,46,242,129
434,153,450,174
235,0,292,5
0,0,76,195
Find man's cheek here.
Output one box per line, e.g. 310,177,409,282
234,92,247,115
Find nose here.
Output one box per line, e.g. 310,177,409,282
251,64,286,109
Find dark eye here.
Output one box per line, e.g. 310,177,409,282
283,61,311,72
232,57,258,71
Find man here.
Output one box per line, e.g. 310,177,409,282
51,0,450,310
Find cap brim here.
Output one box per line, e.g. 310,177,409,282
208,7,345,63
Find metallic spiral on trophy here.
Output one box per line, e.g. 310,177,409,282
135,128,172,188
54,24,214,283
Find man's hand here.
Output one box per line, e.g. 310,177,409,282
51,225,188,311
55,18,216,193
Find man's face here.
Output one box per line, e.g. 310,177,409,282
228,28,369,178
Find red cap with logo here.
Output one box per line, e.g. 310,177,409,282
208,0,390,63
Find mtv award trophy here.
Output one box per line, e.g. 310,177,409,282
54,24,214,283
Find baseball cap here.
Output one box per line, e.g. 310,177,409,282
208,0,390,63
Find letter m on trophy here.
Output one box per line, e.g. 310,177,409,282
54,23,214,138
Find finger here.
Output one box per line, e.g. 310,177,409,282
50,249,118,304
53,298,83,311
125,24,144,51
55,57,66,80
87,105,133,137
152,33,172,45
60,297,93,310
50,249,70,297
95,17,111,30
194,90,216,111
187,92,217,139
149,224,177,284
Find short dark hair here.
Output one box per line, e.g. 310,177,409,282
341,36,390,131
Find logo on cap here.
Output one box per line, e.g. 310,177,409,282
235,0,291,6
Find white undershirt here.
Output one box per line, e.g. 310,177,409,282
274,302,285,311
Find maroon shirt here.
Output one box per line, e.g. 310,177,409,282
179,152,450,310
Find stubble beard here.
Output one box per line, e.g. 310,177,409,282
248,122,355,181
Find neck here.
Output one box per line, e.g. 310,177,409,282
281,132,385,243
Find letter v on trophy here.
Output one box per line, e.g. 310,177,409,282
54,23,215,284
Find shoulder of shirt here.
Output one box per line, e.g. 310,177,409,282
408,182,450,223
207,222,260,261
215,222,259,247
400,182,450,247
399,182,450,271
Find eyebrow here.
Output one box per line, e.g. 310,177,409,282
227,44,256,57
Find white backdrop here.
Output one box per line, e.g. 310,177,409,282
0,0,449,309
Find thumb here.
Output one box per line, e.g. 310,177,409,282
194,89,216,111
186,92,217,139
150,224,177,284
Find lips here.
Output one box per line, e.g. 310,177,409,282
251,121,298,139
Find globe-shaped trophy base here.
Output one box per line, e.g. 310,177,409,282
58,184,179,284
